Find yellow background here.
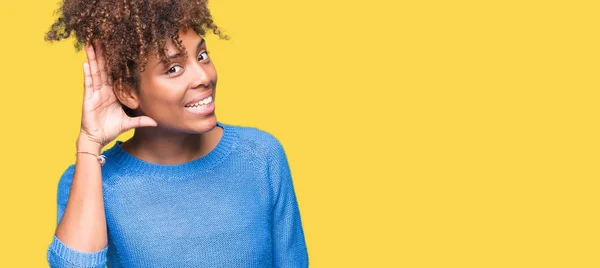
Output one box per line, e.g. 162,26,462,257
0,0,598,267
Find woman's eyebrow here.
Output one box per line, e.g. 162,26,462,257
166,39,205,59
167,53,183,60
156,39,206,68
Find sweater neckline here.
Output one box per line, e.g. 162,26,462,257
103,121,238,174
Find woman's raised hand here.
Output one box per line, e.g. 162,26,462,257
79,41,157,148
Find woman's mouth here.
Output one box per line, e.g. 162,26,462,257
184,95,215,115
185,95,213,108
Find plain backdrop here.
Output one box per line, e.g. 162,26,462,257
0,0,599,267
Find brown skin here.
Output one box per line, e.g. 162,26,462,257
55,29,222,253
119,28,223,164
47,0,228,254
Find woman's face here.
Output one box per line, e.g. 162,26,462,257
135,28,218,134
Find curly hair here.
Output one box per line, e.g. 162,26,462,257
45,0,228,95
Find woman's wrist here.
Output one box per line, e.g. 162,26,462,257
76,134,103,155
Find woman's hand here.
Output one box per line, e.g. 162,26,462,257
78,41,157,149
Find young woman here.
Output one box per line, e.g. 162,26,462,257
44,0,308,267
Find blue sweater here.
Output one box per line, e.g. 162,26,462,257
47,122,309,267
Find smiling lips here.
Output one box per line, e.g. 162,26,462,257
185,95,213,108
184,95,215,115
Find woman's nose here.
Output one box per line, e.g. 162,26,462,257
188,62,211,89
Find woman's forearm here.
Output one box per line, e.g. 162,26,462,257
54,137,108,252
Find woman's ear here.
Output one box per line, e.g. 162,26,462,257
114,80,140,111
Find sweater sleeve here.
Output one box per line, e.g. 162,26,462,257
268,138,309,267
46,165,108,268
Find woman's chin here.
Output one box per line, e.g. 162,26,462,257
152,114,218,134
187,115,218,134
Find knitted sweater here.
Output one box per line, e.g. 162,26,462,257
46,122,309,267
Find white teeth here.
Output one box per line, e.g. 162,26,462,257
186,96,213,108
201,96,212,105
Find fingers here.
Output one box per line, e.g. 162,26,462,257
94,40,111,86
85,44,103,91
83,62,93,100
121,116,158,132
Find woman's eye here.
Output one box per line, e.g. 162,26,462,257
198,51,210,61
167,65,182,74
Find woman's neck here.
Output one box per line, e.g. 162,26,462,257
120,124,224,165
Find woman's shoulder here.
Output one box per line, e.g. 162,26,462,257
223,122,286,157
56,164,76,190
224,122,280,144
